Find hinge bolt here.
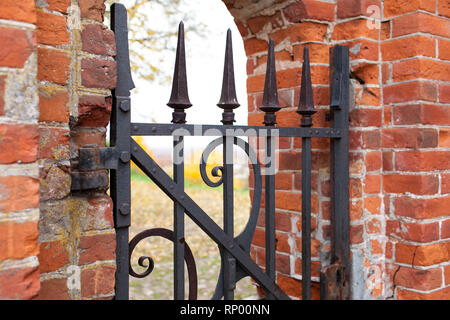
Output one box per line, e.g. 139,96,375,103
119,203,130,216
120,151,130,163
119,100,130,112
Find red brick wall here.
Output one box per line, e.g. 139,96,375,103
34,0,116,300
0,0,40,300
225,0,450,299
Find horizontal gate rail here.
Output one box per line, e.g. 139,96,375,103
93,3,351,301
129,123,343,138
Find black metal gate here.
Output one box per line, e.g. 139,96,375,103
78,3,350,300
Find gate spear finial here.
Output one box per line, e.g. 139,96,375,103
259,39,281,126
217,29,240,125
167,21,192,124
296,46,316,127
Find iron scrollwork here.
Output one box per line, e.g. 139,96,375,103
128,227,198,300
200,136,262,299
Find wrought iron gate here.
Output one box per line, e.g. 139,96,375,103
78,3,350,300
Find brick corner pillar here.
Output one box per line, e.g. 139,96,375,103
0,0,40,300
224,0,450,300
381,0,450,300
34,0,117,300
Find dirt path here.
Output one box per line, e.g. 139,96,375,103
128,178,258,300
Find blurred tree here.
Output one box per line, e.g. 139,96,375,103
106,0,207,83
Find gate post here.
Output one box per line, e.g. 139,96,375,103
110,3,135,300
320,45,351,300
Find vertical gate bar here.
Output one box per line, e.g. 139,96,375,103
257,39,281,300
265,133,276,300
223,135,236,300
301,137,312,300
329,45,350,299
296,46,316,300
111,3,134,300
173,135,185,299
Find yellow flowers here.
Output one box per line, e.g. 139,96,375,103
132,137,248,189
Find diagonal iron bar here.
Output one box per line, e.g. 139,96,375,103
130,139,290,300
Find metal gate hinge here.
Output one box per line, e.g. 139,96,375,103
78,145,128,171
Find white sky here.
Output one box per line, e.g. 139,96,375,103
116,0,248,153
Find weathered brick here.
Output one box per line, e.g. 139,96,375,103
443,173,450,193
39,0,71,14
77,95,112,127
347,39,379,61
383,174,438,195
293,43,331,64
0,177,39,212
37,48,71,85
395,196,450,219
438,0,450,17
355,87,380,106
439,84,450,103
364,196,381,214
81,58,117,89
38,88,69,123
393,59,450,82
441,219,450,239
79,0,106,22
276,192,301,212
39,127,70,160
392,12,450,38
393,104,450,125
244,38,267,56
39,164,71,201
0,124,39,164
34,278,70,300
384,81,436,104
439,128,450,148
70,128,106,156
0,27,35,68
80,265,116,298
381,36,436,61
384,0,436,17
38,241,70,273
350,108,382,127
36,11,69,46
394,267,442,291
395,241,450,266
277,273,320,299
337,0,381,18
332,19,379,40
381,128,438,148
350,224,364,243
78,233,116,265
387,220,439,242
438,39,450,60
284,0,335,22
0,267,39,300
270,23,328,45
395,151,450,171
0,0,36,24
365,151,381,172
82,24,116,56
0,221,39,260
397,286,450,300
246,11,283,34
278,151,301,171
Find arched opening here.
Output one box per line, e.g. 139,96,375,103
106,0,254,300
